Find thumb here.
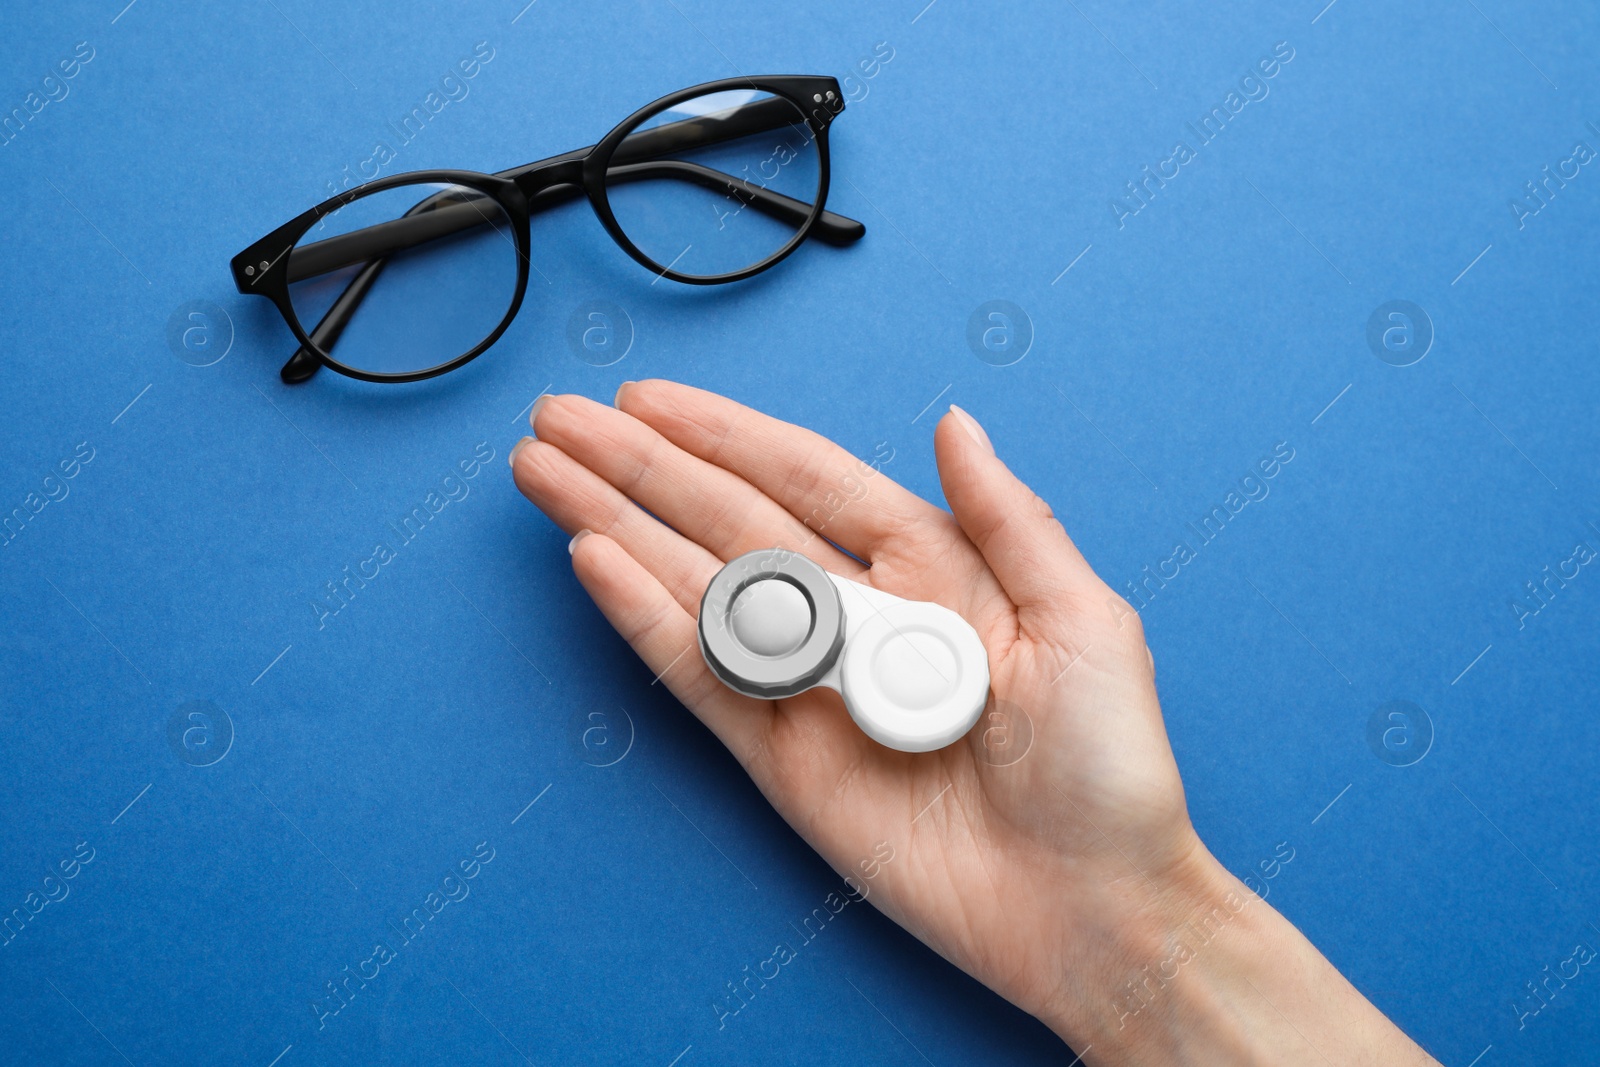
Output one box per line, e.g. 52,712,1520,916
934,405,1104,618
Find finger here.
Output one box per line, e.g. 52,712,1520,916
569,531,774,765
933,405,1104,616
615,379,947,563
512,437,722,616
532,393,864,577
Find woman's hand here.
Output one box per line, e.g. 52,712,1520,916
511,380,1438,1065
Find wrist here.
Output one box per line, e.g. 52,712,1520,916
1040,831,1247,1060
1038,833,1438,1066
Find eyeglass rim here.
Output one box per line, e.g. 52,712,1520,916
584,75,841,286
238,170,534,384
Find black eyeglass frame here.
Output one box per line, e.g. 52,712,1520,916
230,75,860,384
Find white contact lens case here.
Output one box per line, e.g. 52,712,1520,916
697,549,990,753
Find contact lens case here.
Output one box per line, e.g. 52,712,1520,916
698,548,990,752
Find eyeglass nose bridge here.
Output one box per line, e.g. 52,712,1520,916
511,155,586,200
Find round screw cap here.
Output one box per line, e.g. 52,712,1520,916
838,600,990,752
698,549,844,699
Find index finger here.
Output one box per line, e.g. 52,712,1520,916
615,380,947,563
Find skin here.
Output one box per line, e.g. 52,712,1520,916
510,379,1441,1065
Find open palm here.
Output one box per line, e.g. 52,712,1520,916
512,380,1207,1029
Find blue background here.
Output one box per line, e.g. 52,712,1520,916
2,0,1597,1064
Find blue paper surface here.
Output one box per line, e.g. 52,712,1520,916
2,1,1598,1063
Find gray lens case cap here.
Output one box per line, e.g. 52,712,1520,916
698,548,991,753
698,548,845,699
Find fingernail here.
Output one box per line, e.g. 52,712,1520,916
508,436,533,467
949,404,995,455
528,393,550,430
568,528,592,555
614,381,636,408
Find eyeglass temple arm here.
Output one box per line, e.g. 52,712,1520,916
607,95,823,164
281,189,445,382
288,164,860,285
284,187,557,382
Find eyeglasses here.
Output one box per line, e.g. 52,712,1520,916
229,75,865,384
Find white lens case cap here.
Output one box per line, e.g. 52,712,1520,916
698,549,990,752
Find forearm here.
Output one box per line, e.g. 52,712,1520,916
1043,846,1439,1066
